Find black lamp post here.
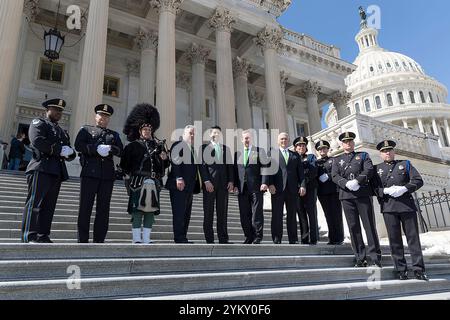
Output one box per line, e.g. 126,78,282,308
44,28,65,61
43,0,65,62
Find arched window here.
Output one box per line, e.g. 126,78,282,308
409,91,416,104
386,62,392,68
355,103,361,113
437,95,441,103
398,92,405,105
375,96,382,109
364,99,371,112
420,91,426,103
370,66,374,72
429,92,434,103
387,94,394,106
394,61,400,68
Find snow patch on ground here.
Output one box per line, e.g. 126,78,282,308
380,231,450,256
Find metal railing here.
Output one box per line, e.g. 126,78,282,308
414,189,450,232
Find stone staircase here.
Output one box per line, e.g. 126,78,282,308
1,171,450,300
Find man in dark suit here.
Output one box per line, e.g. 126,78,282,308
234,130,269,244
200,126,234,244
74,104,123,243
316,140,344,245
372,140,428,280
294,137,319,244
268,133,305,244
21,99,76,243
166,125,202,243
331,131,382,268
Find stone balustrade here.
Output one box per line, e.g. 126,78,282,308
282,28,341,58
310,113,443,159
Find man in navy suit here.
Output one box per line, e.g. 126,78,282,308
268,133,305,244
200,126,234,244
234,130,269,244
166,125,202,243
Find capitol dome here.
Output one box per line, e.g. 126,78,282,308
326,23,450,150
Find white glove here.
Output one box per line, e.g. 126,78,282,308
319,173,329,183
97,145,111,157
391,186,408,198
346,179,360,191
60,146,74,158
383,186,396,196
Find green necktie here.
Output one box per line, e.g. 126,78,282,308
215,144,221,161
283,149,289,164
244,148,249,167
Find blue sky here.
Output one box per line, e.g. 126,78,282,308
278,0,450,126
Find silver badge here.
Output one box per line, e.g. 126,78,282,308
32,119,41,125
377,169,384,176
399,165,404,170
328,160,333,164
339,160,345,167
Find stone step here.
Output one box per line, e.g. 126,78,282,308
1,264,449,300
0,244,395,260
383,291,450,300
130,274,450,301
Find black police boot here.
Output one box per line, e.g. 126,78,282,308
414,270,429,281
354,260,368,268
398,271,408,280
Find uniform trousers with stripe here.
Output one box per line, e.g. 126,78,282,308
21,171,62,243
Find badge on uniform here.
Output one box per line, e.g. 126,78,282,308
355,156,361,161
339,159,345,166
399,165,405,170
32,119,41,125
377,169,384,176
328,160,332,164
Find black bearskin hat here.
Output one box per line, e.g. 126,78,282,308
123,103,160,142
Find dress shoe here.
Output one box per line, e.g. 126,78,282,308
289,241,299,245
301,241,310,245
354,260,368,268
273,237,281,244
243,238,254,244
398,271,408,280
414,270,429,281
36,236,53,243
252,239,262,244
219,241,233,244
309,242,317,246
370,260,383,268
206,241,215,244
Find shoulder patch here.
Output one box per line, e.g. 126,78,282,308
32,119,42,126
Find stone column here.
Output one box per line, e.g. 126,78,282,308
402,119,408,129
185,43,210,122
0,0,25,141
126,61,140,116
280,70,289,110
444,119,450,146
135,28,158,105
302,81,322,135
151,0,183,141
330,91,352,121
255,26,288,133
71,0,109,137
233,57,252,130
209,7,236,130
417,118,425,133
432,118,443,147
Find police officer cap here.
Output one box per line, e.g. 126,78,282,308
293,136,308,146
377,140,396,152
42,99,66,111
338,131,356,142
95,104,114,116
315,140,331,151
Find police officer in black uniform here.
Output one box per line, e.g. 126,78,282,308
331,132,382,267
74,104,123,243
372,140,428,280
316,140,344,245
294,136,319,245
22,99,76,243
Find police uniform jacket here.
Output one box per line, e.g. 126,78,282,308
331,151,374,200
75,126,123,180
26,118,76,181
300,153,318,188
317,156,339,196
372,160,424,213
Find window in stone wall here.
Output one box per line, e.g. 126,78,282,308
398,92,405,105
441,127,449,147
429,92,434,103
205,99,211,118
375,96,382,109
364,99,371,112
387,93,394,106
38,58,64,83
355,102,360,113
409,91,416,104
296,122,306,137
420,91,426,103
103,76,120,98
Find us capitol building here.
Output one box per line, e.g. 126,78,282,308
0,0,449,193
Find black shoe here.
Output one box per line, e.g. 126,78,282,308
309,242,317,246
414,270,429,281
273,237,281,244
219,241,232,244
301,241,310,245
252,239,262,244
36,236,53,243
243,238,254,244
355,260,368,268
289,241,299,245
175,239,191,244
398,271,408,280
206,241,215,244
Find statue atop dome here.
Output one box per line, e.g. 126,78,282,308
359,6,368,29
